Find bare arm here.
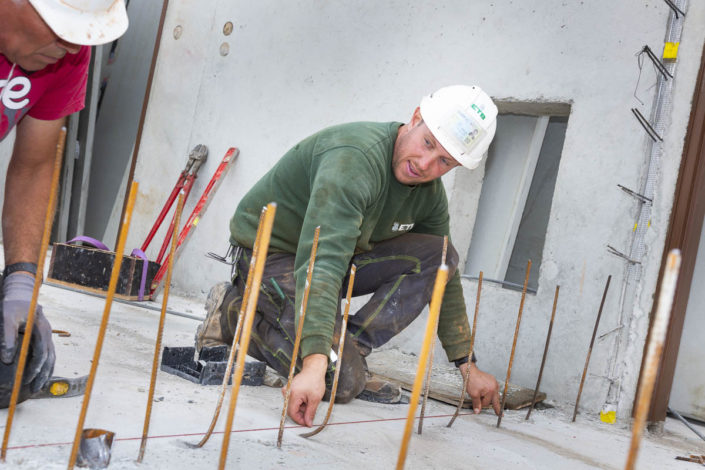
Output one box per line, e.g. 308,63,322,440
3,115,65,267
0,114,63,391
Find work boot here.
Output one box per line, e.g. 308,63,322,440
355,354,402,404
195,282,230,353
357,373,403,404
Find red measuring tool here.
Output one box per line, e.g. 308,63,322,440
140,144,209,263
149,147,239,298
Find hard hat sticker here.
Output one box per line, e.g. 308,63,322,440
446,110,485,153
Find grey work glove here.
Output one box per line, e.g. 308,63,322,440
1,272,55,393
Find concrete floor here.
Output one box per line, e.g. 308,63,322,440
0,281,703,469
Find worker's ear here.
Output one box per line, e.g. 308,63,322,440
410,107,423,127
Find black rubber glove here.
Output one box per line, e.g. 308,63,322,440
1,272,55,393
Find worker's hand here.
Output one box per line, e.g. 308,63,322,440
460,362,501,416
281,353,327,427
1,272,56,393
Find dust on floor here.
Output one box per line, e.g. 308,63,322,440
0,283,702,469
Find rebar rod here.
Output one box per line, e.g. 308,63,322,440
277,226,320,448
448,271,483,427
526,285,560,420
497,259,531,428
67,181,139,470
218,203,276,470
300,264,357,439
417,317,439,435
137,193,184,462
572,275,612,422
668,407,705,442
188,208,267,449
396,265,449,470
417,236,448,435
625,251,681,470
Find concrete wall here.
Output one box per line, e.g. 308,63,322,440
125,0,705,419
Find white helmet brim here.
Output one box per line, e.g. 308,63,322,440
29,0,129,46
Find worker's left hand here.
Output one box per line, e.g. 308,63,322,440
1,272,56,393
461,362,501,416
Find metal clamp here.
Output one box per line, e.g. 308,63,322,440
607,245,641,265
618,184,652,204
631,108,663,142
206,243,238,265
637,45,673,80
663,0,685,18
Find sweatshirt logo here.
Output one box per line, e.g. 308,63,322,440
0,76,31,109
391,222,414,232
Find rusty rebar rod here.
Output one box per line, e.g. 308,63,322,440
67,181,139,470
526,285,560,420
396,265,449,470
300,264,357,439
625,251,681,470
277,226,320,448
447,271,483,428
441,235,448,265
1,128,67,461
497,259,531,428
417,314,439,435
417,236,449,435
188,207,267,449
218,203,277,470
572,275,611,423
137,192,184,462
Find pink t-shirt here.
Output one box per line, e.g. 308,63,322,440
0,46,90,141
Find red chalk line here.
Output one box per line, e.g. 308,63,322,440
6,411,475,451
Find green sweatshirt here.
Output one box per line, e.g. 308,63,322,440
230,121,471,362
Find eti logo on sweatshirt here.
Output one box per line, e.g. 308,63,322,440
391,222,414,232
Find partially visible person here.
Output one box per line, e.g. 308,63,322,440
0,0,128,406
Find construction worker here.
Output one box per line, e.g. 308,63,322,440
198,85,502,426
0,0,128,406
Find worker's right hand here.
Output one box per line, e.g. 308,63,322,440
461,361,501,416
1,272,56,393
282,353,327,427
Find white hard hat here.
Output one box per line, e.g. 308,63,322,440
28,0,128,46
420,85,498,170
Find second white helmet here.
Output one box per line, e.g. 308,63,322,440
28,0,129,46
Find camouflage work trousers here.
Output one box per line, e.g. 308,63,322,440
219,233,458,402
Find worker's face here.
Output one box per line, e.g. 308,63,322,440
392,108,461,185
3,2,82,71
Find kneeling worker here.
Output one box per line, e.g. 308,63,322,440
197,85,502,426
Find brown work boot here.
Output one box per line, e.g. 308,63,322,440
357,372,403,404
195,282,230,352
